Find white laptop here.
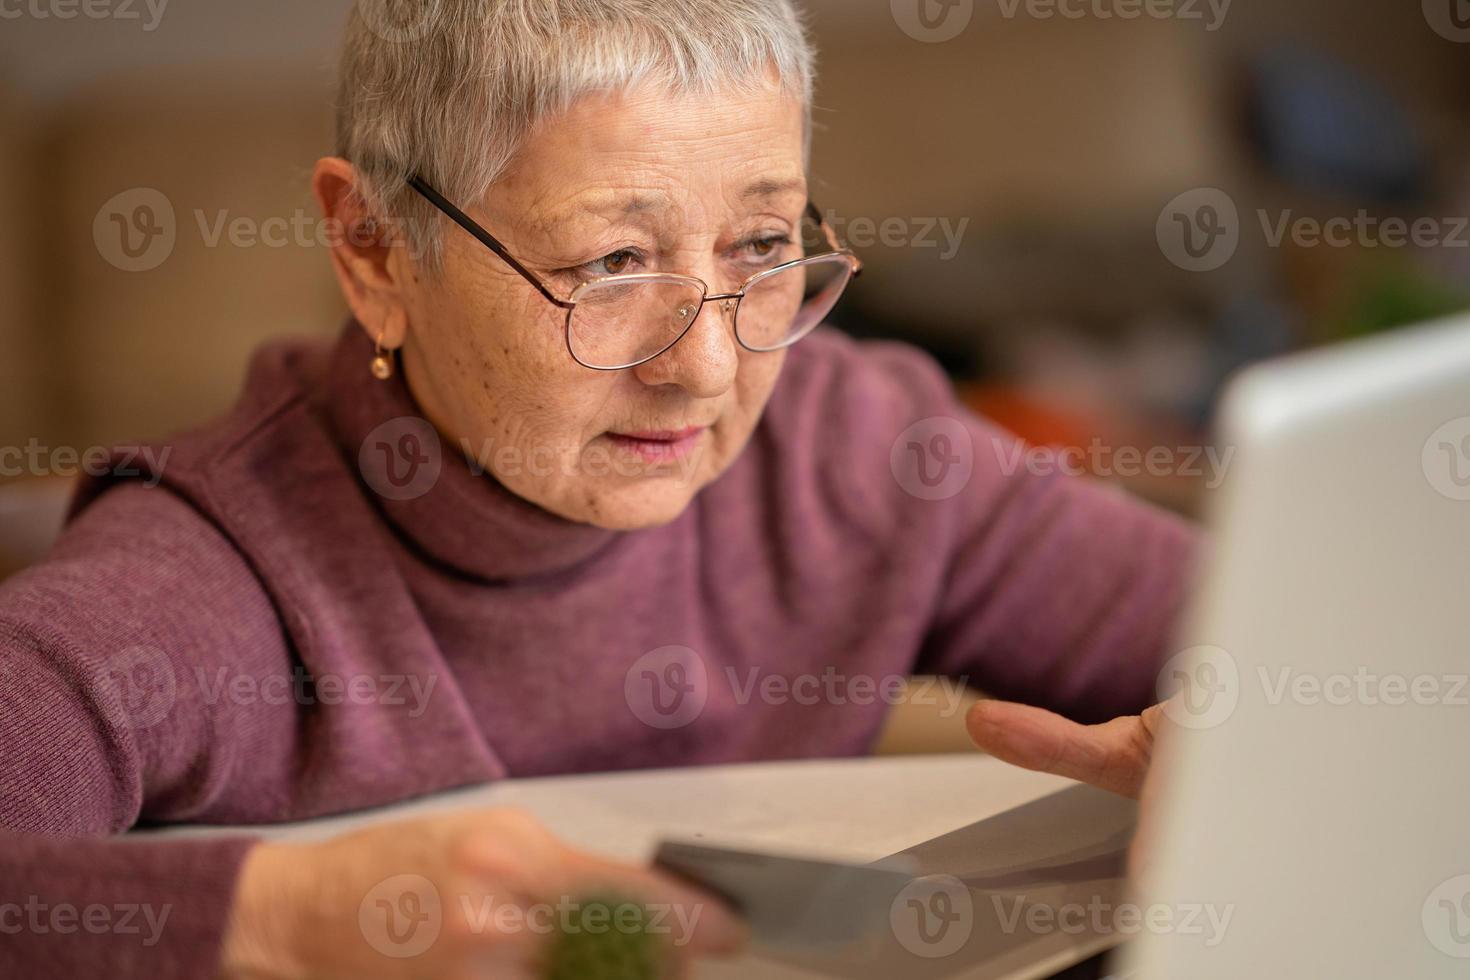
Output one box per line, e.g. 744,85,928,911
1118,314,1470,977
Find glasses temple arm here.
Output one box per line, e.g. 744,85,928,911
806,201,862,275
406,175,573,309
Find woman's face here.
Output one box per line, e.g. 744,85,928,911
393,82,808,530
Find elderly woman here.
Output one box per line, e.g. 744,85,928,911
0,0,1195,976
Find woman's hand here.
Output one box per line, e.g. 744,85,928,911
964,699,1166,799
966,699,1173,878
220,806,747,980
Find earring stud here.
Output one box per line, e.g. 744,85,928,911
371,332,395,380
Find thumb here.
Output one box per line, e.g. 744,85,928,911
965,699,1160,799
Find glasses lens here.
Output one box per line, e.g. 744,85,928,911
735,255,853,353
569,277,706,369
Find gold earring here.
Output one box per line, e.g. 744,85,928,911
370,332,395,381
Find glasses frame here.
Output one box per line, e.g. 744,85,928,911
406,175,863,371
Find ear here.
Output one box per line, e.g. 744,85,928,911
312,157,412,351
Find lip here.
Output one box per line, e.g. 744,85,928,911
604,426,708,465
615,426,706,442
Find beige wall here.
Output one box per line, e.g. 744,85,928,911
0,83,55,451
43,70,344,449
804,13,1240,332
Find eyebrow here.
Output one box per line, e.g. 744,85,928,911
548,177,809,234
740,177,808,202
564,191,672,222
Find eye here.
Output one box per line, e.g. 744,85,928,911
590,249,638,277
739,234,792,262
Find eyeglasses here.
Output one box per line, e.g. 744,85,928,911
407,176,862,371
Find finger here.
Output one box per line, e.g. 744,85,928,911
563,852,750,957
450,952,538,980
1128,702,1173,880
450,851,745,971
454,810,746,958
965,699,1153,798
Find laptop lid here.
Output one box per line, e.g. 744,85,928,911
1119,315,1470,977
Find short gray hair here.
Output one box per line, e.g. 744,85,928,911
336,0,817,268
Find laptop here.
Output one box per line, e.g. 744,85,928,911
663,314,1470,979
1116,313,1470,977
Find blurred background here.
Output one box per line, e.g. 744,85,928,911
1,0,1468,575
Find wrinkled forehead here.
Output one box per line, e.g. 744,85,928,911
493,81,810,232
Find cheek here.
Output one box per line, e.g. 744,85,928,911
731,349,787,425
426,264,577,429
702,349,785,472
467,316,622,460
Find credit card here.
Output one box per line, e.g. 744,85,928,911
653,840,918,952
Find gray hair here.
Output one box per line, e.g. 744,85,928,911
336,0,817,268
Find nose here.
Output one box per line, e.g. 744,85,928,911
631,293,740,397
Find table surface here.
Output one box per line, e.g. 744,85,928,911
151,754,1097,979
155,754,1065,856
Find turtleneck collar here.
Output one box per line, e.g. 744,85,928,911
314,322,623,582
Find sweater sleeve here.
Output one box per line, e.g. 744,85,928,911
915,420,1201,723
798,334,1201,724
887,358,1201,723
0,480,292,978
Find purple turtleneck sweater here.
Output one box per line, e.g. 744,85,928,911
0,324,1196,977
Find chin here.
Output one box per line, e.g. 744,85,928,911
568,477,703,531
